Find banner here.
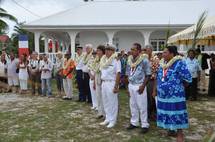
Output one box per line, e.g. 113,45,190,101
18,35,29,58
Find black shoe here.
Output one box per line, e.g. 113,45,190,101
140,128,149,134
63,97,72,100
126,124,138,130
96,115,104,119
167,130,177,137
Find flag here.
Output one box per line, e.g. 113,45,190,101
18,35,29,58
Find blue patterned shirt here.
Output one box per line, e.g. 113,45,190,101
126,58,151,85
185,57,201,78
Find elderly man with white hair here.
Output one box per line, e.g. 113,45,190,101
99,44,121,128
81,44,94,103
145,44,160,121
28,51,41,95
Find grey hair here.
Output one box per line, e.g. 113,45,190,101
85,44,93,48
145,44,153,49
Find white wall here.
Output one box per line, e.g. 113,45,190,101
113,31,144,52
78,31,108,49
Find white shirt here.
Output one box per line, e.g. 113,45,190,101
76,58,84,71
7,58,19,78
0,60,7,77
101,59,121,81
40,60,53,79
28,59,39,73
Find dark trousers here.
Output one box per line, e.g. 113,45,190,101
186,78,198,100
147,79,156,120
83,72,92,103
30,73,42,95
55,74,63,92
76,70,84,101
208,69,215,97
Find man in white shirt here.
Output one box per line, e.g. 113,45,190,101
40,54,53,97
82,44,93,103
7,52,19,93
99,44,121,128
75,46,85,102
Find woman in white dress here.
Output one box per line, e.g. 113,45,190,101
18,54,29,94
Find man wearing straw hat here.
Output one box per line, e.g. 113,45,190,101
99,44,121,128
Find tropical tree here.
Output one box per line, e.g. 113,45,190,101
192,11,207,48
0,8,18,34
0,0,18,34
10,22,35,53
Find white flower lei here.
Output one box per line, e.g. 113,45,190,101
83,50,93,65
160,55,183,69
75,53,85,64
99,53,118,70
127,54,148,68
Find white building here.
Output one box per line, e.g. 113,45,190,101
23,0,213,59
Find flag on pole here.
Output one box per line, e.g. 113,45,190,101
18,35,29,58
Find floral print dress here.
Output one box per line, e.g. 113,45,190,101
156,59,192,130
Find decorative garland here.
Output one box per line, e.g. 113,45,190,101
63,58,73,69
88,56,101,73
160,55,183,69
75,53,85,64
83,50,93,65
127,54,148,68
99,53,118,70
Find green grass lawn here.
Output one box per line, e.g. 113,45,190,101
0,86,215,142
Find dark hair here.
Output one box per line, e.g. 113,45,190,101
133,43,142,51
97,45,105,54
76,46,83,49
187,48,196,56
196,48,201,54
166,46,178,56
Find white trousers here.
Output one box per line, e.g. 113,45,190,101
128,83,149,128
19,79,28,90
8,76,19,86
89,79,98,108
96,82,105,116
63,78,73,98
102,81,118,124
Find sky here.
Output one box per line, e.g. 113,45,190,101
1,0,215,35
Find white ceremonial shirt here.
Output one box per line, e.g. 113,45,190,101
40,60,53,79
101,59,121,81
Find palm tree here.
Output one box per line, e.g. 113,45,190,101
192,11,207,48
0,6,18,34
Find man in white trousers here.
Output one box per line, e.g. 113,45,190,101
126,43,151,134
99,45,121,128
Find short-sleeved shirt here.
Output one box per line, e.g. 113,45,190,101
101,59,121,81
185,57,201,78
40,60,53,79
54,58,63,75
7,58,19,78
63,59,75,79
28,59,39,73
126,58,151,85
75,54,84,70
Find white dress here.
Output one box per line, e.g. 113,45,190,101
19,63,29,80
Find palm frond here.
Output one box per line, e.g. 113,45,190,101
0,11,18,23
192,11,207,48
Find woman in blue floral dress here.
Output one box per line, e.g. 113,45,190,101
153,46,192,142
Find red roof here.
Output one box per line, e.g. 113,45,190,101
0,35,9,43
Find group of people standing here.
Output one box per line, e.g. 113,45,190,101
0,42,215,142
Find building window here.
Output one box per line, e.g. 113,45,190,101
150,39,166,51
